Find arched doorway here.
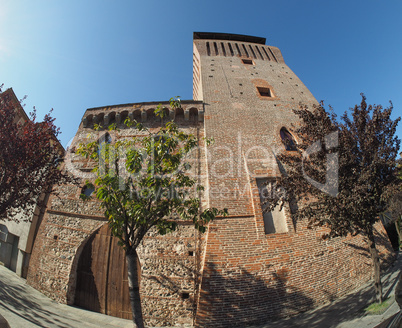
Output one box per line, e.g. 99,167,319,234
74,224,136,319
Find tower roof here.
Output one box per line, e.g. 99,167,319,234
193,32,266,45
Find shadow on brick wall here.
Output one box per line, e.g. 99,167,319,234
344,229,396,268
195,263,314,328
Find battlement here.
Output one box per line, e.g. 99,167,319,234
193,31,283,62
81,100,204,128
192,32,285,100
193,32,266,45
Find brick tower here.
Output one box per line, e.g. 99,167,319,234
191,32,393,327
26,32,394,328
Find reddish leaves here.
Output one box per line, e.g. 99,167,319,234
0,87,74,221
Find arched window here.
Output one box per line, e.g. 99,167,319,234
99,133,112,145
97,133,112,161
280,127,297,151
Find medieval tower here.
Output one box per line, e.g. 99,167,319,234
26,33,394,327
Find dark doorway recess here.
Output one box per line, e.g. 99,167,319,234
75,224,137,319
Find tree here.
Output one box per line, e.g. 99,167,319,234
266,95,400,303
77,98,227,328
385,159,402,248
0,86,73,221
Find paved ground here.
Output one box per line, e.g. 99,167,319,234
0,265,132,328
0,255,401,328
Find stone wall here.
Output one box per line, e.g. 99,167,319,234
27,102,208,326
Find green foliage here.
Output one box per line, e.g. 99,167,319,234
77,98,227,250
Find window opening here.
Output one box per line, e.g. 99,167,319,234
213,42,219,55
249,45,257,58
221,42,226,56
257,87,272,97
181,292,190,299
255,45,264,60
206,42,211,56
228,43,234,56
268,47,278,62
235,43,242,56
99,133,112,144
81,185,95,197
256,178,288,234
262,47,271,60
242,44,249,57
242,58,254,65
280,127,297,151
97,132,112,161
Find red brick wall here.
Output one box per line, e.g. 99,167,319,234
195,218,393,327
193,36,395,327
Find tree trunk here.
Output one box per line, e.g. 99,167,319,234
367,226,383,303
395,217,402,249
126,248,144,328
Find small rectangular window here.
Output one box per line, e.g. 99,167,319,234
257,87,272,97
242,58,254,65
256,178,288,234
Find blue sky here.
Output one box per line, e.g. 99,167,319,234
1,0,401,147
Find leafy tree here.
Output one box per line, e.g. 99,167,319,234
266,95,400,303
0,86,73,221
77,98,227,328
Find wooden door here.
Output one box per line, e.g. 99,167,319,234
74,224,132,319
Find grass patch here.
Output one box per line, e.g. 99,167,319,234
364,297,392,315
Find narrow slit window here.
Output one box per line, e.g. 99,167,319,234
262,47,271,60
221,42,226,56
280,127,297,151
206,42,211,56
97,132,112,163
214,42,219,55
268,47,278,62
255,45,264,60
257,87,272,97
249,45,257,58
228,43,234,56
242,44,249,57
235,43,242,56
